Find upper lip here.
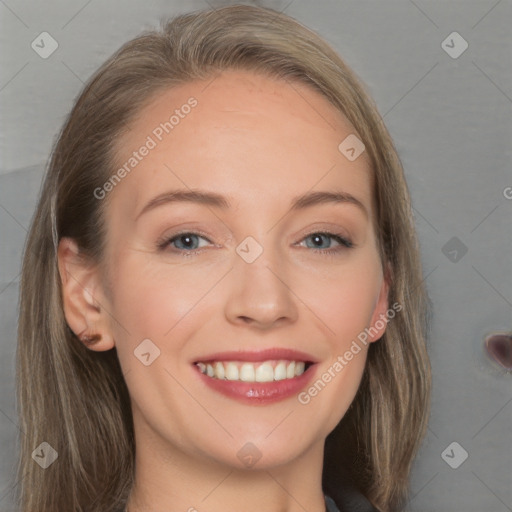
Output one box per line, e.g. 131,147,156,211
193,348,319,364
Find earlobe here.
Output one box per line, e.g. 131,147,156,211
57,237,115,351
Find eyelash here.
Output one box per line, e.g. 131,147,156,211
156,230,354,258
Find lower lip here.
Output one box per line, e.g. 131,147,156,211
194,364,318,405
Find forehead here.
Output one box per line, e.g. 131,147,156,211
110,69,373,219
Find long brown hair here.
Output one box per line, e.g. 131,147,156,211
15,5,431,511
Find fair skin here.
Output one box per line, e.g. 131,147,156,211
58,70,389,512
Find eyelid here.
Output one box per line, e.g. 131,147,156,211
156,229,214,251
297,224,354,245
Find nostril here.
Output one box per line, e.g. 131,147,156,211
485,333,512,371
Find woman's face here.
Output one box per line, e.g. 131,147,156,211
72,70,389,470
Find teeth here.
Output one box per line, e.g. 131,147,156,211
274,361,287,381
196,359,309,382
255,363,274,382
225,362,239,381
214,361,225,379
239,363,255,382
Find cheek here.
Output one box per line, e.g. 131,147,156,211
293,256,382,350
316,353,368,437
300,255,381,429
105,250,213,345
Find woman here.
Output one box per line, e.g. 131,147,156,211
15,5,431,512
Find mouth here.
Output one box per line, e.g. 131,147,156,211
192,349,318,404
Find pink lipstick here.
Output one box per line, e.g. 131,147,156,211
192,348,318,405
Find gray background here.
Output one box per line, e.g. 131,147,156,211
1,0,511,511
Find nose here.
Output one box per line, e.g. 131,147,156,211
224,245,299,330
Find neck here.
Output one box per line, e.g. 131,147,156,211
125,424,327,512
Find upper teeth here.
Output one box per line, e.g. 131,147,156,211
195,360,307,382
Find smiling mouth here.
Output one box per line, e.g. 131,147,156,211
194,359,313,382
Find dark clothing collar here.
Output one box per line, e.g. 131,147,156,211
323,484,379,512
325,493,341,511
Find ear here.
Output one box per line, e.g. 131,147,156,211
57,237,115,351
367,261,391,343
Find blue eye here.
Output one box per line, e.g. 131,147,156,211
157,232,211,255
157,230,353,257
299,232,353,255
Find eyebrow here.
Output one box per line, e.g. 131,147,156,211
136,188,368,219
